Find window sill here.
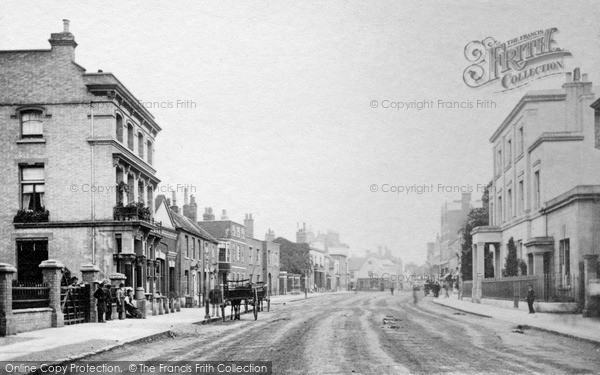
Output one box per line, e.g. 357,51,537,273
17,138,46,144
515,153,524,163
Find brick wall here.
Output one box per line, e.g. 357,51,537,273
13,308,53,334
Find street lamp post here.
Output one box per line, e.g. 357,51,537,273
202,243,210,319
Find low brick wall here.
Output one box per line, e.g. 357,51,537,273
13,308,53,333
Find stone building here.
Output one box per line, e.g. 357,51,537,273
472,69,599,308
0,21,162,293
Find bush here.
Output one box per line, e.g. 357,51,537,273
13,208,50,223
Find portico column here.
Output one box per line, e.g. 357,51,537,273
473,242,485,303
583,254,599,317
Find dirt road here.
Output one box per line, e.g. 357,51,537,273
88,292,600,374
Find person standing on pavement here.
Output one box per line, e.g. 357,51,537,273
209,287,222,317
116,283,125,320
93,282,108,323
527,285,535,314
390,285,394,295
104,283,113,320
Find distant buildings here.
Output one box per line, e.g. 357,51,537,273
427,193,480,278
348,246,403,291
294,224,350,291
197,210,280,295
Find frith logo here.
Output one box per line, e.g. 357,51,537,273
463,28,572,92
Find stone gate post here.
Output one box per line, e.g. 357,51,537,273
81,264,100,322
39,260,64,328
0,263,17,336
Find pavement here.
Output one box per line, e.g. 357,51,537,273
432,294,600,345
0,291,333,363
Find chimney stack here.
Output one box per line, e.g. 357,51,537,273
183,193,197,222
49,19,77,61
170,191,179,214
221,209,229,220
265,229,276,242
562,68,593,132
244,214,254,239
203,207,215,221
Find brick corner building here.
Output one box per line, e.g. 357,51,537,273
0,20,163,297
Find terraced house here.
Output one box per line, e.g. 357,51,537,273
154,193,218,306
0,20,163,291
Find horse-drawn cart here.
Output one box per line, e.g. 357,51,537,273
220,280,269,321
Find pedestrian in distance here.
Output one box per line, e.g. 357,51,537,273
390,285,394,295
104,283,113,320
93,282,108,323
116,283,125,320
412,285,419,305
527,285,535,314
124,289,142,318
209,287,222,317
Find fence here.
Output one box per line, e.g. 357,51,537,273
481,274,579,303
12,281,50,309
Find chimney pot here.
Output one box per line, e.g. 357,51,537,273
63,19,70,33
582,73,588,82
566,72,572,82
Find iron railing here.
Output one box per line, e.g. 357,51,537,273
481,274,579,303
12,281,50,309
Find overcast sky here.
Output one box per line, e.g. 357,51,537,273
2,1,599,265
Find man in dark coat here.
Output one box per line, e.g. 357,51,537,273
93,283,109,323
527,285,535,314
209,287,222,317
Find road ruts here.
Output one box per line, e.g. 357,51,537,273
87,292,600,375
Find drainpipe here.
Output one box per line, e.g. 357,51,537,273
90,102,96,264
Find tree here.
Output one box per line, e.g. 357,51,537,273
273,237,312,276
460,183,490,280
518,259,528,276
504,237,519,277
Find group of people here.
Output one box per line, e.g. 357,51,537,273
93,282,141,323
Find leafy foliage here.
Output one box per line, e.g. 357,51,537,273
504,237,519,277
273,237,312,276
518,258,528,276
13,208,50,223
